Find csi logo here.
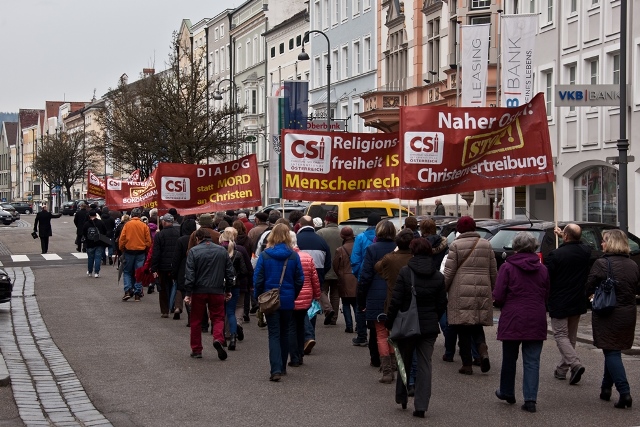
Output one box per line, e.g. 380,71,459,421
404,132,444,164
107,179,121,190
291,138,326,160
161,177,190,200
89,175,100,185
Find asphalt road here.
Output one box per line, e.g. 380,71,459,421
1,218,640,426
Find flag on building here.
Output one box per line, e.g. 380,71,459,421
461,24,491,107
500,14,537,108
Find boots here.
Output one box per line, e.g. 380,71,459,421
614,394,632,409
390,353,398,373
228,334,237,351
379,356,394,384
459,365,473,375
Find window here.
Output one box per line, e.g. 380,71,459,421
279,43,285,54
427,19,440,77
341,45,349,79
323,0,329,28
363,36,371,72
247,89,257,114
353,40,361,75
567,63,576,112
471,0,491,9
246,40,252,67
574,167,618,225
220,24,224,37
470,15,491,25
353,101,360,132
570,0,577,13
220,46,226,71
547,0,553,23
237,45,242,70
215,28,219,41
342,0,348,20
364,0,371,10
590,58,599,84
612,53,620,85
334,0,340,24
270,47,276,58
332,49,339,81
323,52,329,84
352,0,360,16
315,1,321,29
545,71,553,115
289,38,294,50
315,57,322,86
296,35,302,47
254,36,258,63
214,50,219,74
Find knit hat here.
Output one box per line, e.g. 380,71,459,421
340,226,354,239
367,213,382,226
313,217,323,228
88,209,98,217
161,213,174,223
199,213,213,227
168,208,178,216
456,216,476,233
226,209,236,217
255,212,268,222
325,211,338,223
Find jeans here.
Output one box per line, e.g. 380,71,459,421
551,315,582,375
225,288,240,335
86,246,102,275
320,279,340,321
122,252,146,295
499,340,543,402
342,297,356,330
189,293,225,353
289,310,307,364
396,336,436,412
602,350,630,394
409,351,418,386
452,324,486,366
304,313,316,341
266,309,293,375
356,303,367,340
158,272,173,315
441,313,480,360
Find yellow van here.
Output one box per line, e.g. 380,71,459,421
306,201,412,224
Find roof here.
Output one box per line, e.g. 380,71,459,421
263,9,307,36
4,122,18,146
18,109,42,131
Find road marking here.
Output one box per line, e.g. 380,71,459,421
72,252,88,259
41,254,62,260
10,255,29,262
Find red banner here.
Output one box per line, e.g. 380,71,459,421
87,171,105,199
280,93,553,201
105,155,262,214
399,92,553,199
280,131,400,201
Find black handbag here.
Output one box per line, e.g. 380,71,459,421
389,271,421,341
592,258,617,315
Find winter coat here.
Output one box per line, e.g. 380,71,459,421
74,208,88,237
444,232,497,326
357,238,397,321
385,256,447,337
151,224,180,273
100,213,116,238
236,233,253,260
33,210,53,237
188,226,220,250
81,218,108,249
296,226,332,284
333,239,358,298
294,249,321,311
434,203,445,216
544,241,591,318
248,223,269,253
119,218,152,254
493,252,550,341
148,222,158,241
172,235,190,291
240,217,254,232
425,234,448,269
351,226,376,280
317,223,342,281
184,238,235,296
221,243,252,293
587,254,640,350
375,249,413,313
253,243,304,311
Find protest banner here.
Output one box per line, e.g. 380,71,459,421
87,171,105,199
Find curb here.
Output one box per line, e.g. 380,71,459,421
0,352,9,387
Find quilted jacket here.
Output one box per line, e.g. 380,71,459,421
294,249,321,310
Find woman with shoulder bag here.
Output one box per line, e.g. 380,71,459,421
586,229,640,409
333,226,358,333
385,238,447,418
253,224,304,382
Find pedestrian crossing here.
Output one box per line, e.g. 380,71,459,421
0,252,88,267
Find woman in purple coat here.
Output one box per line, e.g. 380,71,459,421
493,232,550,414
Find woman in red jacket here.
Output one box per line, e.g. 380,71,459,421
289,232,321,367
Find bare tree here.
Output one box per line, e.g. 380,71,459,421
96,33,242,179
33,130,100,201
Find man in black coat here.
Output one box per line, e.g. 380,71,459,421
100,207,116,265
151,213,181,318
33,204,53,254
544,223,592,385
74,202,89,252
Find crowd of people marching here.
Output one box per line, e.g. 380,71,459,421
67,201,639,419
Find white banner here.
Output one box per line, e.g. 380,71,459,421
461,24,491,107
267,97,281,199
500,14,537,108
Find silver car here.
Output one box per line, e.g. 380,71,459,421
0,204,19,222
0,208,13,225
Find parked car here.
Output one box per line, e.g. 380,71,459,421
306,200,412,224
0,209,12,225
489,221,640,271
0,204,19,221
87,198,106,208
439,219,544,244
0,268,13,304
338,216,405,236
61,200,87,216
10,202,33,214
249,202,309,222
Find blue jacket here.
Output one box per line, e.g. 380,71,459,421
351,227,376,280
296,226,331,285
357,239,397,321
253,243,304,310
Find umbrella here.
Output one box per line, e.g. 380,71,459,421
168,280,178,312
388,338,407,386
116,254,124,284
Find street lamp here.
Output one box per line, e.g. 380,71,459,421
213,78,239,158
298,30,331,131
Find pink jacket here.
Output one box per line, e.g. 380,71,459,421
294,248,321,310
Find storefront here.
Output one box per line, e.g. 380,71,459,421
573,165,618,225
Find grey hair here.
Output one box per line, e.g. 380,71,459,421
512,231,538,253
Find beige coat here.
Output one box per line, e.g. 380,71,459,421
444,232,497,326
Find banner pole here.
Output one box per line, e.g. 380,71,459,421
553,180,558,249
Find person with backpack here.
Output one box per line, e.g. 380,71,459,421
82,209,108,278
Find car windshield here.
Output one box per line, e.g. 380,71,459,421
446,228,493,244
491,229,545,250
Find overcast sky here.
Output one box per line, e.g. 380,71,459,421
0,0,238,113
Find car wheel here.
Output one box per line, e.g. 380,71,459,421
25,209,31,214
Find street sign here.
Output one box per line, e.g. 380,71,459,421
555,84,626,107
307,120,345,131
